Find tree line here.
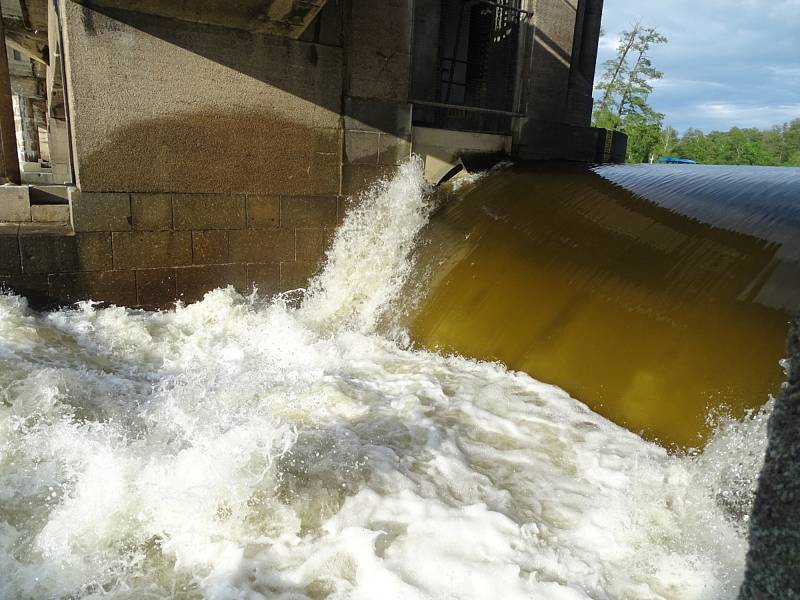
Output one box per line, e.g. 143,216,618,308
593,25,800,166
657,121,800,166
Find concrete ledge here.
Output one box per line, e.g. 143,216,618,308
0,186,31,222
411,126,511,184
31,205,71,223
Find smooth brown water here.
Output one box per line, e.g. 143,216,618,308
408,164,800,448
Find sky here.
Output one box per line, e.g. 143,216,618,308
595,0,800,133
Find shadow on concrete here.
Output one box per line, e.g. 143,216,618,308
79,111,340,195
74,2,346,121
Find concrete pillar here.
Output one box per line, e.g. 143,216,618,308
19,96,40,162
48,117,70,184
566,0,604,125
0,8,21,184
341,0,414,194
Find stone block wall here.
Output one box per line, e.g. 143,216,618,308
1,189,342,308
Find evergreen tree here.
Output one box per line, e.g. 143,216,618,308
593,25,668,162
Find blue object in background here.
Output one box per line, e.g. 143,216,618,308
656,157,697,164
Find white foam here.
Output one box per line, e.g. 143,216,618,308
0,160,769,599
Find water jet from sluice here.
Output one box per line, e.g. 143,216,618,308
0,159,798,599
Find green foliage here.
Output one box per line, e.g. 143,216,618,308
592,24,668,163
655,119,800,166
623,113,664,163
594,25,800,165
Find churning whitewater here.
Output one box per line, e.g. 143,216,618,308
0,160,773,599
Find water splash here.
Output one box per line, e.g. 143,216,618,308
0,161,773,599
300,157,433,334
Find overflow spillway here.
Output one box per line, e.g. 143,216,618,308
408,163,800,448
0,160,796,598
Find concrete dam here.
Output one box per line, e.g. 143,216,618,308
1,1,799,599
1,0,621,307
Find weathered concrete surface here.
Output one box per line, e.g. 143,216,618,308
61,1,343,195
246,195,280,229
131,194,172,231
739,317,800,599
192,230,228,265
70,190,131,231
412,127,511,184
30,204,71,223
49,269,137,305
0,222,20,275
112,231,193,270
176,263,246,304
0,185,31,221
516,120,627,163
172,194,246,230
135,267,176,308
246,262,280,295
0,8,22,184
73,0,329,38
341,0,413,194
344,0,411,103
526,0,577,124
566,0,604,125
2,188,344,308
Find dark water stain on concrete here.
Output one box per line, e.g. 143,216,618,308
78,110,341,195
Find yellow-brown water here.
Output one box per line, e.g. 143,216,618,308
408,163,800,448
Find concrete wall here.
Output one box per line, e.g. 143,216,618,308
341,0,413,195
72,0,329,38
2,0,415,308
61,1,343,195
513,0,616,161
1,190,344,308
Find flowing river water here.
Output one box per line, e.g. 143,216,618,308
0,159,797,599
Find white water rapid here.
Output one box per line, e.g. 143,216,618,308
0,159,773,599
